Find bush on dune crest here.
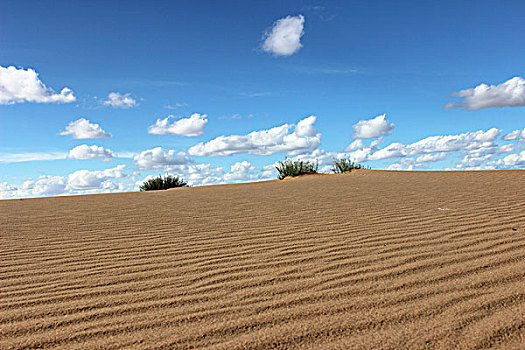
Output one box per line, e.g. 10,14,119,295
331,158,369,173
139,174,188,191
276,159,319,180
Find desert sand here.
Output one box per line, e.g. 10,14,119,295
1,170,524,349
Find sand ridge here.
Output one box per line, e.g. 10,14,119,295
1,170,525,349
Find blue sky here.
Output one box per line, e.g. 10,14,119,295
1,0,524,198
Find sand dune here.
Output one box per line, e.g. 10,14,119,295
1,170,524,349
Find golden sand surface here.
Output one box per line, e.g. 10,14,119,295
1,170,525,349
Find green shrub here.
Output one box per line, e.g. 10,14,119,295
139,174,188,191
331,158,368,173
276,159,318,180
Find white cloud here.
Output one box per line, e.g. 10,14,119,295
369,142,405,160
502,129,521,141
387,158,416,171
444,77,525,110
0,165,133,199
134,164,222,189
1,175,67,199
103,92,138,108
456,143,521,169
165,102,187,110
387,152,447,171
67,144,113,160
344,139,365,152
148,113,208,137
188,116,321,157
133,147,192,170
0,65,76,105
29,176,68,196
219,113,254,120
178,164,224,186
502,128,525,142
415,152,447,163
351,114,395,139
59,118,112,139
0,152,66,163
370,128,501,160
67,165,127,191
488,150,525,169
223,161,261,183
262,15,305,56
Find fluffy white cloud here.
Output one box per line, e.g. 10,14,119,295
67,165,127,191
188,116,321,157
148,113,207,137
0,165,133,199
103,92,138,108
502,129,521,141
59,118,112,139
351,114,395,139
444,77,525,110
133,147,192,170
488,150,525,169
0,65,76,105
67,144,113,160
223,161,261,183
344,139,365,152
415,152,447,163
1,176,66,199
502,128,525,141
456,143,521,169
387,158,416,171
26,176,68,196
387,153,447,171
262,15,305,56
370,128,501,160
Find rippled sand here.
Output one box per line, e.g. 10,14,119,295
1,170,524,349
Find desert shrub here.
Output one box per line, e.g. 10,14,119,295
331,158,369,173
139,174,188,191
276,159,318,180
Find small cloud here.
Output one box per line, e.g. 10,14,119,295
103,92,138,108
148,113,207,137
133,147,193,170
165,102,188,110
344,139,365,152
67,144,113,160
218,113,254,120
59,118,112,139
285,65,358,75
352,114,395,139
238,91,273,98
444,77,525,110
501,128,525,141
0,65,75,105
301,5,337,21
262,15,305,57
